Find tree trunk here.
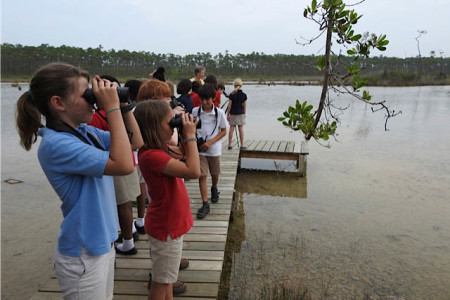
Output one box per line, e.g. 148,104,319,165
305,9,333,140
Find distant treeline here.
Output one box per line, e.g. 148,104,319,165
1,43,449,85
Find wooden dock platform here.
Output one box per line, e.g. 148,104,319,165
30,139,305,299
239,139,308,176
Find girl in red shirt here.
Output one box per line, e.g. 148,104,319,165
134,100,200,299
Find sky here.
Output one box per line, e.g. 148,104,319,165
2,0,449,58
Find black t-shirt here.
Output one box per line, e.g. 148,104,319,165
229,90,247,115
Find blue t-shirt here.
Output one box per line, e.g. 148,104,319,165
177,93,194,114
38,125,119,257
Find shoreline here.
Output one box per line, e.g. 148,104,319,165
3,80,449,87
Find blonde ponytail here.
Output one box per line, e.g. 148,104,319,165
231,78,243,95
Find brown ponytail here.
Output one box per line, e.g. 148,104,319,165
15,92,43,151
15,63,90,151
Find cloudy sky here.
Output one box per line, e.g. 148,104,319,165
2,0,449,58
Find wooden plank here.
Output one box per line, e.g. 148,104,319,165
115,268,221,284
254,140,267,151
182,241,226,251
193,220,229,227
243,139,256,149
240,151,299,161
191,208,231,215
184,226,228,234
247,140,261,151
134,233,227,243
286,141,295,152
115,259,223,271
183,233,227,242
190,203,231,210
30,292,62,300
262,140,274,151
116,249,224,261
190,214,230,221
293,141,301,153
134,241,226,251
269,140,280,152
277,141,288,152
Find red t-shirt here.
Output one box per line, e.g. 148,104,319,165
89,110,109,131
191,92,201,108
214,90,221,107
138,149,193,241
88,110,137,166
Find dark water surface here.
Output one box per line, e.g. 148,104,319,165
2,83,450,299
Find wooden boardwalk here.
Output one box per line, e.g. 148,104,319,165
30,139,304,299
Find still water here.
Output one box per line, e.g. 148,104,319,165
1,83,450,299
225,85,450,299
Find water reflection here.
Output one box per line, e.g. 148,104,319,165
236,169,307,199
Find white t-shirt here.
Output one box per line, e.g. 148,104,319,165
192,106,227,157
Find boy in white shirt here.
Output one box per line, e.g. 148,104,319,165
192,84,227,219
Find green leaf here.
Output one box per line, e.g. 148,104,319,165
362,90,372,101
352,34,362,41
312,0,317,12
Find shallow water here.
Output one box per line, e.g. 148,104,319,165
224,85,450,299
2,83,450,299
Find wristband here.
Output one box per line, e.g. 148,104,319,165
105,107,120,115
183,137,197,143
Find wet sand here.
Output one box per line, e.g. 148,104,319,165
2,141,62,300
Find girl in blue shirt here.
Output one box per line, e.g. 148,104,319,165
16,62,143,299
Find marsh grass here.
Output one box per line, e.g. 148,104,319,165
219,191,312,300
218,188,404,300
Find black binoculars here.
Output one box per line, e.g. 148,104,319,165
169,114,202,129
83,87,129,105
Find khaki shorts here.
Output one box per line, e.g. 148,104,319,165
149,235,183,284
230,114,246,126
113,167,140,205
54,245,115,300
136,165,146,184
200,155,221,177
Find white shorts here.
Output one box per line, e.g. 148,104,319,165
53,245,115,300
149,235,183,284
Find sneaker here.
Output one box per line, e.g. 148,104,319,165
197,203,210,219
179,258,189,270
228,145,232,150
148,273,187,294
211,186,219,203
115,246,137,255
115,231,140,243
134,221,145,234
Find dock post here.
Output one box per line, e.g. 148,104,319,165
298,141,309,177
